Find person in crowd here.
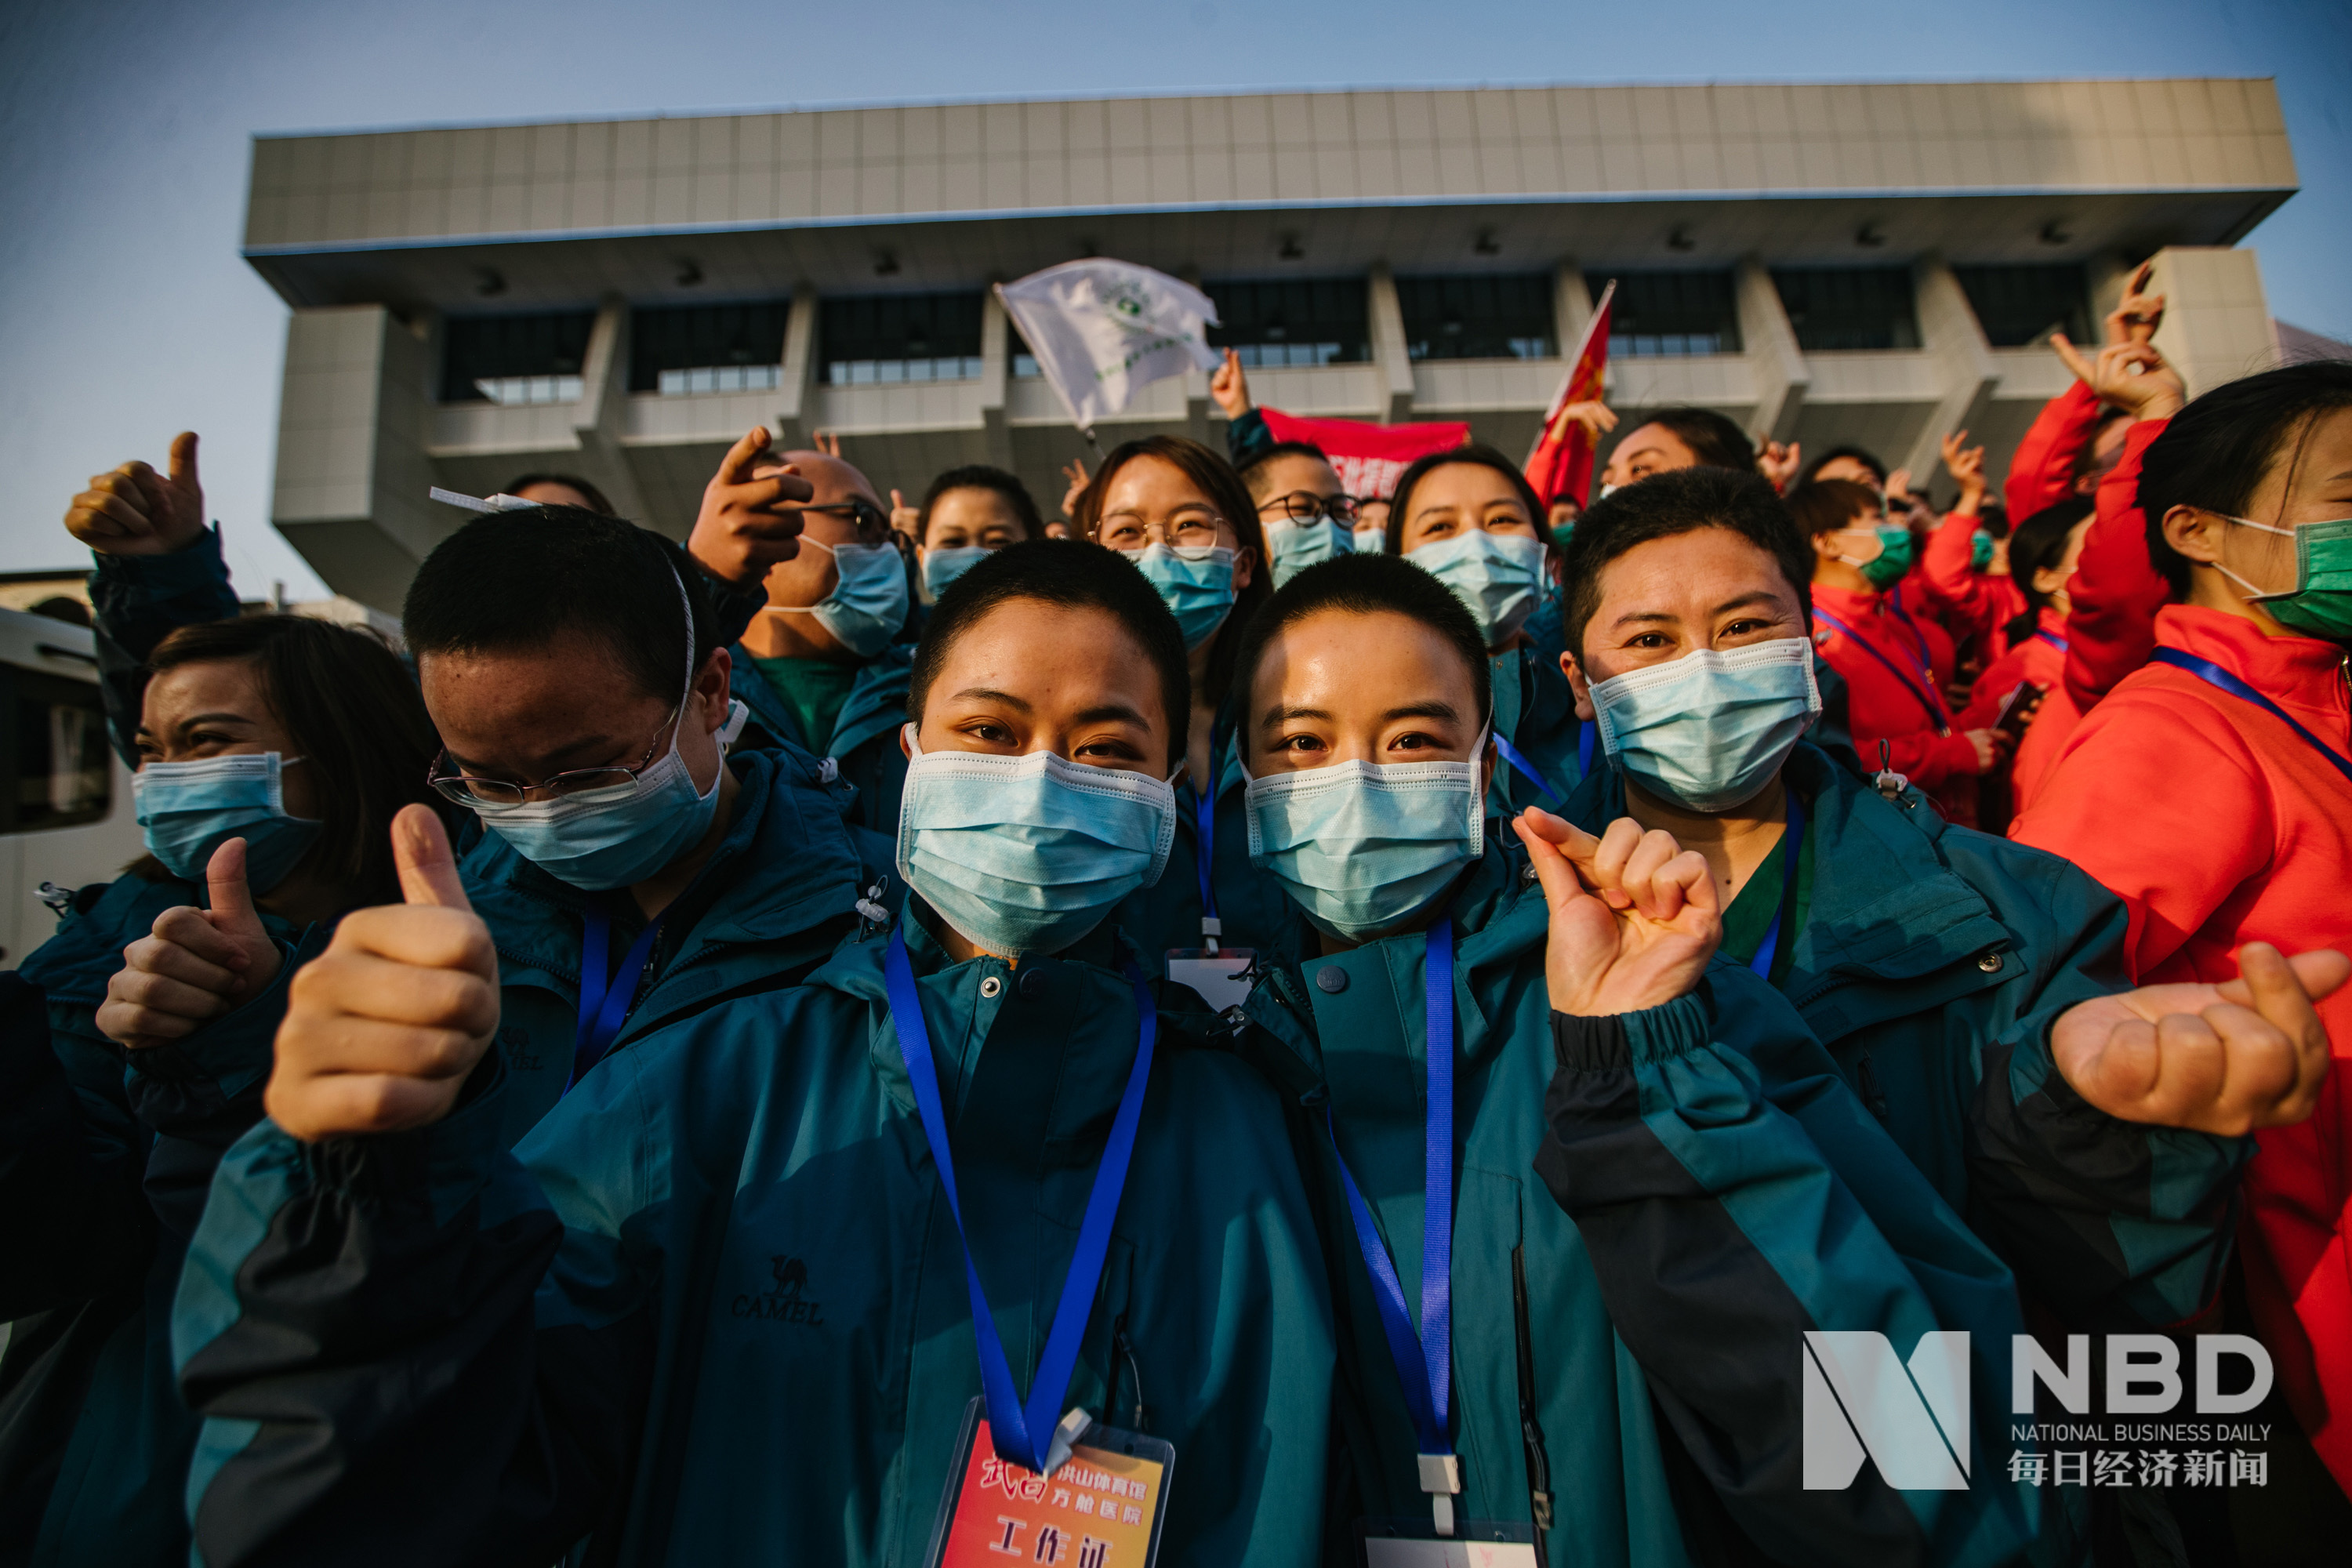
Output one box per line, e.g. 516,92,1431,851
1918,430,2024,659
2008,264,2167,524
688,426,921,835
1595,404,1758,495
1384,445,1586,812
1227,551,2042,1564
1952,499,2092,816
1240,440,1359,590
3,612,445,1568
1352,494,1390,548
1075,435,1285,985
2013,360,2352,1508
910,463,1044,602
498,471,617,513
1790,476,1997,821
169,540,1333,1567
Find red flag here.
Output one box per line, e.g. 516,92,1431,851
1258,408,1469,502
1524,281,1617,511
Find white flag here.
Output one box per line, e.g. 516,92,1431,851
996,260,1222,431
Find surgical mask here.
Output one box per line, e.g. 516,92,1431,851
133,753,320,893
474,567,734,890
1589,638,1820,812
1970,530,1995,572
1243,736,1485,942
896,726,1176,956
2217,514,2352,641
769,535,909,657
1410,529,1549,644
1840,524,1915,590
921,544,989,601
1597,482,1621,501
1121,543,1236,651
1352,525,1388,554
1262,517,1351,588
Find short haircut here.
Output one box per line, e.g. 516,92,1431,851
500,472,615,515
1231,552,1491,735
909,538,1191,770
1637,406,1757,475
404,507,720,702
1784,478,1884,542
2140,359,2352,594
1382,444,1548,554
144,615,448,904
1560,467,1814,663
1797,444,1889,489
1236,440,1337,499
920,464,1044,543
2003,498,2095,642
1073,435,1269,708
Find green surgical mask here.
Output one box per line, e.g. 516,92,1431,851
1840,524,1915,590
2219,514,2352,641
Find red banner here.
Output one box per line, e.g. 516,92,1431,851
1258,408,1469,502
1524,281,1617,511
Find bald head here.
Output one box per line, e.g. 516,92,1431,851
757,449,881,510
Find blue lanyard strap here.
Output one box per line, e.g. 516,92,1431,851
2151,648,2352,786
1323,920,1457,1468
1748,786,1806,980
883,928,1157,1472
1493,734,1563,804
569,913,664,1092
2033,629,2070,652
1192,783,1220,940
1577,721,1596,779
1813,606,1951,731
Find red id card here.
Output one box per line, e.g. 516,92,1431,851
923,1398,1175,1568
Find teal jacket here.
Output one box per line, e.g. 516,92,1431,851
173,909,1334,1566
1485,642,1586,816
729,640,914,837
1236,840,2039,1567
1564,742,2250,1334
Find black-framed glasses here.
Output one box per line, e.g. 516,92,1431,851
426,705,681,808
776,499,891,539
1260,491,1360,525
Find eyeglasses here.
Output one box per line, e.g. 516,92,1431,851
426,706,681,807
1260,491,1359,525
1094,507,1229,550
776,499,892,539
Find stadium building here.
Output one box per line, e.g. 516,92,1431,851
240,79,2300,611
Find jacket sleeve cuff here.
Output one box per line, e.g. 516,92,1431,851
125,939,303,1105
296,1050,510,1231
87,524,236,604
1551,991,1712,1074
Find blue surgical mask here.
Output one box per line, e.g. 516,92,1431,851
1262,517,1351,588
1410,530,1548,644
921,544,990,601
1243,737,1486,942
1121,543,1236,651
133,752,320,893
1352,525,1388,554
895,726,1176,956
1589,637,1820,812
770,535,909,657
474,568,742,890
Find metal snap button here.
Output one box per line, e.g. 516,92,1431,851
1316,965,1348,994
978,975,1004,998
1977,951,2002,973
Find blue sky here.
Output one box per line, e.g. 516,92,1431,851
2,0,2345,597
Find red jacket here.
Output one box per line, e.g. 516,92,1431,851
2013,605,2352,1490
1921,508,2028,658
1810,581,1977,816
2061,417,2175,713
1956,606,2067,732
2004,379,2101,522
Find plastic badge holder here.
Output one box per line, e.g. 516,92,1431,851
924,1397,1175,1568
1356,1517,1538,1567
1163,947,1256,1012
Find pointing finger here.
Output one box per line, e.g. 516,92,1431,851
717,426,774,488
169,430,200,495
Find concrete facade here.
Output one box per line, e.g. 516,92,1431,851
241,80,2298,611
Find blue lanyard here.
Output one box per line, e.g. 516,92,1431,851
2151,649,2352,786
568,913,664,1092
1577,721,1596,779
1324,921,1457,1496
883,928,1157,1473
1813,606,1951,731
1494,734,1563,804
1748,788,1806,980
2033,629,2069,653
1192,783,1221,942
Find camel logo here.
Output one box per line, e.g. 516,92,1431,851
732,1253,825,1327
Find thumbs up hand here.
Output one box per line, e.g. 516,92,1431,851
263,806,502,1142
97,836,284,1049
65,431,208,556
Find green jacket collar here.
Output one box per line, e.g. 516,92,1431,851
728,641,912,760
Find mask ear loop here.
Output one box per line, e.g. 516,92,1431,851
2212,513,2302,604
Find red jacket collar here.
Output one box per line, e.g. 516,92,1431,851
1811,581,1884,621
2154,604,2349,713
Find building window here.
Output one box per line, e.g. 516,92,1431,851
1592,270,1742,358
441,310,597,403
1396,274,1556,361
1205,279,1370,368
632,301,791,394
0,668,111,833
1770,267,1922,351
821,292,984,385
1952,263,2094,348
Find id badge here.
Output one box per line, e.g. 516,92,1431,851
1355,1517,1538,1568
923,1396,1176,1568
1164,947,1256,1013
